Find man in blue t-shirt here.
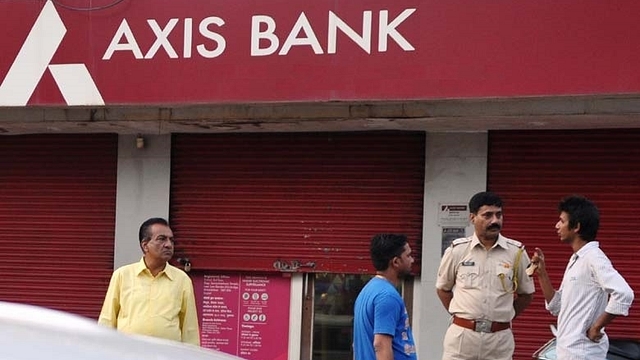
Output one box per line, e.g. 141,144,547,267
353,234,418,360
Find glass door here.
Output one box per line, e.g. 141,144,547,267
300,273,413,360
312,273,371,360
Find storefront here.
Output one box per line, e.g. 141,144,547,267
1,1,640,359
169,132,424,359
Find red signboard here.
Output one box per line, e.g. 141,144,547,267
193,273,291,360
1,0,640,106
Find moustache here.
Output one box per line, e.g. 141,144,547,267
487,224,501,231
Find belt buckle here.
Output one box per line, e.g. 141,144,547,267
474,319,492,333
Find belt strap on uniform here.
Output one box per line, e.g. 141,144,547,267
452,315,511,333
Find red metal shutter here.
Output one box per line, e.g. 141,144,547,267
170,132,424,274
0,134,117,319
488,129,640,359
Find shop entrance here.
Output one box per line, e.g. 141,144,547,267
312,273,370,360
307,273,413,360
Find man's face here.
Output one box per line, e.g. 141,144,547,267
556,211,577,243
471,205,503,241
395,243,415,277
142,223,175,263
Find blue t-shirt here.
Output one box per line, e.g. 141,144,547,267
353,277,417,360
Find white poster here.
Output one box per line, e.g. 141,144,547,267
438,203,469,227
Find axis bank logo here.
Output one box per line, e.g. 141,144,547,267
0,1,104,106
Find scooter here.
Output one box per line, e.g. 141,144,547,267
532,326,640,360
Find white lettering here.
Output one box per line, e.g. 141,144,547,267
102,19,143,60
104,17,226,59
184,18,193,58
103,9,416,61
145,18,179,59
197,17,226,58
251,15,279,56
279,12,323,55
378,9,415,52
328,11,372,54
250,9,415,57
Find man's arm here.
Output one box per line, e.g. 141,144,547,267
180,280,201,346
587,252,634,342
530,248,557,303
513,293,533,318
373,334,394,360
587,312,617,342
435,245,457,312
436,288,453,312
97,271,121,328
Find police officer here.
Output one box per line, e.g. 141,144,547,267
436,191,535,360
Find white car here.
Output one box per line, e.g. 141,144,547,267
0,301,245,360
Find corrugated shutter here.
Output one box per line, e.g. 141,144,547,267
488,129,640,359
0,134,117,319
170,132,424,274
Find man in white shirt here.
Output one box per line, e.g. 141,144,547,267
530,195,634,360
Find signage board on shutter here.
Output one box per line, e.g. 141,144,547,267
193,273,291,360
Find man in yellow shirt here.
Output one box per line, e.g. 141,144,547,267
98,218,200,346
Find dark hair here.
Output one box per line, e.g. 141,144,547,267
469,191,503,214
558,195,599,242
370,234,408,271
139,217,169,243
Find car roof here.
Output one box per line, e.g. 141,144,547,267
0,301,245,360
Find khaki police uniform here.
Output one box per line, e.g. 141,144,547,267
436,233,535,360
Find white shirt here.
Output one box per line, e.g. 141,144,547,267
546,241,634,360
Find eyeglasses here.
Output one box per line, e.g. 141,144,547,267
145,235,175,244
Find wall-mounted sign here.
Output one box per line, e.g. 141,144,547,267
2,0,640,105
438,203,469,227
441,227,466,256
192,273,290,360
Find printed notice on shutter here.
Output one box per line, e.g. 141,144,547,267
193,273,291,360
438,203,469,227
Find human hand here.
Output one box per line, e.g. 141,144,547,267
526,247,546,276
587,325,604,342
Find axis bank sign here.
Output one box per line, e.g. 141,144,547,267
103,10,416,60
0,0,417,106
4,0,640,106
0,0,418,106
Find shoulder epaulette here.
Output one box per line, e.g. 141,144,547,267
505,238,524,248
451,237,472,247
